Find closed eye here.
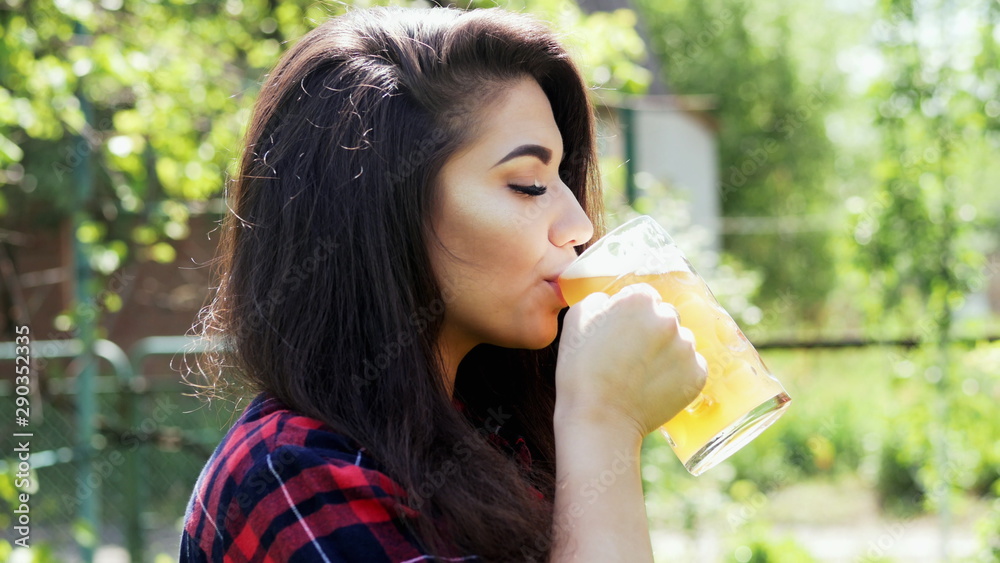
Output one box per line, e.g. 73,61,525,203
508,181,547,197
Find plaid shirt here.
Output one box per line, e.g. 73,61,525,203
180,392,532,562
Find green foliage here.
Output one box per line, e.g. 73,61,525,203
643,343,999,557
632,0,840,314
1,0,652,330
557,7,651,94
0,466,60,562
853,0,1000,334
2,0,292,298
976,489,1000,561
726,521,817,562
5,0,999,557
448,0,654,93
722,347,880,484
876,436,925,517
840,0,1000,540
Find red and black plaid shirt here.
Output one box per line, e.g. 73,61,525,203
180,392,533,562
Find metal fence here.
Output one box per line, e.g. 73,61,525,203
1,336,222,563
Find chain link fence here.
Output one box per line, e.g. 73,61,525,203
1,337,230,563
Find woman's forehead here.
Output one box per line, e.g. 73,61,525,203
447,78,563,169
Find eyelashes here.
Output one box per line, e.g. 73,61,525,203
507,180,548,197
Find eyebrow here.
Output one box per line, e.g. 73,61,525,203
491,144,553,168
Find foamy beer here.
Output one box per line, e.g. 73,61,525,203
558,216,791,476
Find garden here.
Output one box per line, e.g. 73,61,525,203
1,0,998,561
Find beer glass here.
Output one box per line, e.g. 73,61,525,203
558,215,791,476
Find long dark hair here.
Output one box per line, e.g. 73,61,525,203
189,6,604,560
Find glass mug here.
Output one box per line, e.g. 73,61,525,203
558,215,791,476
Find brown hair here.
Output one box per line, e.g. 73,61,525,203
191,6,603,560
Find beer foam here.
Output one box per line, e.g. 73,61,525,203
562,234,691,279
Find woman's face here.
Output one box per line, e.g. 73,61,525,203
428,77,595,355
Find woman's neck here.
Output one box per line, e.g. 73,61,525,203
435,326,479,399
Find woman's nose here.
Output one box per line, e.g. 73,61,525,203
550,183,594,248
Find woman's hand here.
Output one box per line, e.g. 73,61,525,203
554,283,708,440
549,283,707,561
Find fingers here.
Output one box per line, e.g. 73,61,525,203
677,326,696,347
573,283,662,311
579,290,610,308
570,283,684,335
656,300,682,326
564,290,609,327
611,282,660,303
612,284,684,338
610,284,670,320
692,351,709,391
694,350,708,374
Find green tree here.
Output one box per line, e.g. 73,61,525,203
855,0,999,331
0,0,650,333
633,0,842,316
854,0,1000,534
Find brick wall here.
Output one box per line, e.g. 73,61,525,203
2,215,221,380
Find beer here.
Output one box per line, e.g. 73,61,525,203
558,216,790,475
559,271,787,465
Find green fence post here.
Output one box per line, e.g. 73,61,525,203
72,18,98,562
620,101,638,207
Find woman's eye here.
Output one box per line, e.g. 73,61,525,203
508,181,547,197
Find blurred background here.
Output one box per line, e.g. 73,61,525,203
1,0,998,561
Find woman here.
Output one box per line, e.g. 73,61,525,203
182,6,706,562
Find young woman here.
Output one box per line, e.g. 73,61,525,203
182,6,706,562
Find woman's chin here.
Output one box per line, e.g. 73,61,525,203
478,330,555,352
488,315,560,350
517,322,560,350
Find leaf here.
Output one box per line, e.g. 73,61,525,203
150,241,177,264
0,133,24,162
